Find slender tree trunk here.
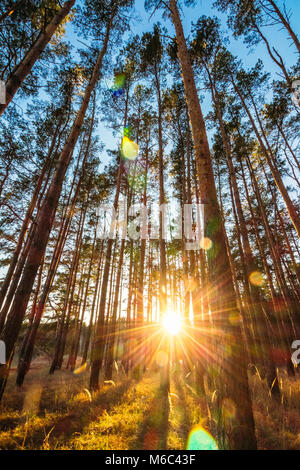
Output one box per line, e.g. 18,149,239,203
69,228,97,370
50,203,87,373
133,144,149,377
90,72,130,390
16,256,44,385
231,78,300,238
0,0,76,115
265,0,300,53
252,21,291,86
210,82,279,396
81,240,104,365
154,68,167,320
124,239,134,374
67,261,87,370
18,139,89,374
0,1,27,23
0,121,60,321
104,236,125,380
239,156,295,377
0,16,114,399
169,0,257,449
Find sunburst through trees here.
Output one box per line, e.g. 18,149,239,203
0,0,299,452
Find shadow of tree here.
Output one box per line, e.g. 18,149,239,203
0,376,134,449
45,378,135,445
172,372,193,446
135,386,169,450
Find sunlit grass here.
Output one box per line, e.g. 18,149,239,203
0,364,300,450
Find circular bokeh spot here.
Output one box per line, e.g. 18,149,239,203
121,136,139,160
222,397,237,422
200,237,213,250
249,271,264,287
156,350,168,368
187,426,218,450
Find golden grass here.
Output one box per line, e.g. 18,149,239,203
0,362,300,450
251,371,300,450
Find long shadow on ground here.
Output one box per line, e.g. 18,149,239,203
172,372,193,446
45,378,134,445
0,376,134,449
135,386,170,450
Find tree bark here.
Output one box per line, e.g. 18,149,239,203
0,18,113,397
265,0,300,53
231,78,300,238
0,0,76,115
169,0,257,450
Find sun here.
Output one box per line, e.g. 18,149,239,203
162,312,182,335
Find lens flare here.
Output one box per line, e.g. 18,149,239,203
121,136,139,160
105,73,126,98
162,312,181,335
156,350,168,367
128,169,147,191
73,362,87,375
123,126,132,138
228,312,241,326
113,73,126,90
187,426,218,450
200,237,213,250
249,271,264,287
222,397,237,422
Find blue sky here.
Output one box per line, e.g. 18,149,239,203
133,0,300,74
64,0,300,168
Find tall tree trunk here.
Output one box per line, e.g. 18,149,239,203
0,166,9,203
16,256,44,385
0,1,28,23
210,81,279,397
169,0,257,450
251,21,291,86
50,203,87,373
89,74,130,390
133,143,149,377
154,67,167,320
0,15,114,399
69,227,97,371
0,121,60,322
104,236,125,380
81,240,104,365
231,78,300,238
16,198,71,386
124,239,134,374
17,137,89,374
0,0,76,115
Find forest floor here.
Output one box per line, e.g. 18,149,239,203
0,358,300,450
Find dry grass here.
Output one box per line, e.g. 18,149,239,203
251,370,300,450
0,359,300,450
